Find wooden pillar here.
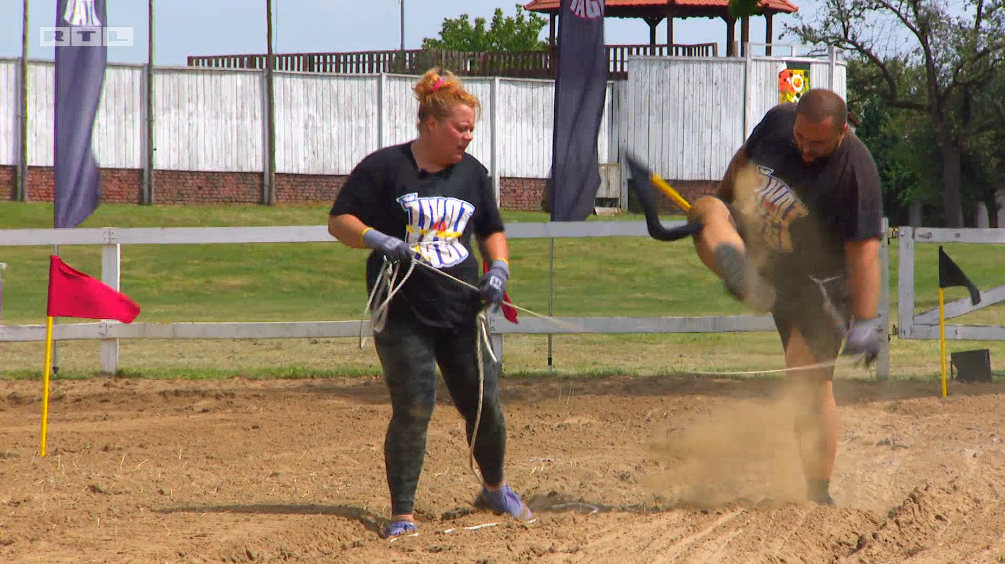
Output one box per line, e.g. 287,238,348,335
724,16,737,57
549,13,556,47
740,16,749,56
667,15,674,47
643,16,663,49
765,12,774,56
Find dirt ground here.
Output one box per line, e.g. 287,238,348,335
2,373,1005,564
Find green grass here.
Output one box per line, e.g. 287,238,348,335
1,201,1003,382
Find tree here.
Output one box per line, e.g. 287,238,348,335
421,4,549,52
787,0,1005,227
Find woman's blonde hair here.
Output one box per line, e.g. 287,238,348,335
413,68,481,130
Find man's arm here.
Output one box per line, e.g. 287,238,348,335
845,238,881,319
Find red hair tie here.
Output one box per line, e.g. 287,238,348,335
431,77,444,91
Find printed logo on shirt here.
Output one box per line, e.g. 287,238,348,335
741,165,809,252
397,192,476,268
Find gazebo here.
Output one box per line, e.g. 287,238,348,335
523,0,799,57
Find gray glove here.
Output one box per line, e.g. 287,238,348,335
842,317,882,366
362,228,414,263
479,260,510,309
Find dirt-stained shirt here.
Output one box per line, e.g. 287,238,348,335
720,103,883,295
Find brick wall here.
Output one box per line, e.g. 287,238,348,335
499,177,548,211
0,165,720,213
275,174,347,204
154,170,261,204
650,180,720,214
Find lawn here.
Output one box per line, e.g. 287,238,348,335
1,201,1002,381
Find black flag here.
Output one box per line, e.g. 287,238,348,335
549,0,607,222
939,246,981,305
54,0,108,229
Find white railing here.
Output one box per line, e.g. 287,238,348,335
0,220,892,379
896,226,1005,341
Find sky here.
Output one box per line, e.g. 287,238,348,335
0,0,825,67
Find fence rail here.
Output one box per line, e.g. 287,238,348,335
0,219,891,379
896,226,1005,342
186,44,720,80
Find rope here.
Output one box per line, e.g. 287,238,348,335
358,252,868,486
361,254,498,487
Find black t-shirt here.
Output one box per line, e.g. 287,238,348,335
330,142,506,331
723,103,883,297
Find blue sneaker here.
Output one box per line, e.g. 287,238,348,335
477,484,533,521
382,519,417,538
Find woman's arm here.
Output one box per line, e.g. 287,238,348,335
328,213,371,250
478,231,509,265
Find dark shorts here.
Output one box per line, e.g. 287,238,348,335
772,280,853,378
723,200,852,376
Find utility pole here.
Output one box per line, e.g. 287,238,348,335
400,0,405,52
265,0,276,205
145,0,155,205
18,0,29,202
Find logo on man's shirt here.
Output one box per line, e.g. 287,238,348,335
741,165,809,252
397,192,475,268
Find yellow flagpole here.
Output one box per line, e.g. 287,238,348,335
651,174,692,212
939,288,947,398
40,316,54,457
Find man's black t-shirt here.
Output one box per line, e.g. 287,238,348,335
723,103,883,297
330,142,506,331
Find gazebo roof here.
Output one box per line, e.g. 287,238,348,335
523,0,799,18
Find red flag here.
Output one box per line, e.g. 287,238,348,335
47,255,141,323
483,261,518,324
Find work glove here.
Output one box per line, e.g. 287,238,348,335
842,317,882,366
479,260,510,310
361,228,414,264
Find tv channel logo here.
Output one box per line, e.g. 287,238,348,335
39,26,134,48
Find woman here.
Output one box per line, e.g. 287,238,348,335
327,68,532,538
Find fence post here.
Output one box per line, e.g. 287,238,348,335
877,217,891,380
378,73,388,149
100,228,121,375
0,262,6,326
829,45,838,91
897,226,915,340
488,315,504,369
742,42,752,140
491,76,501,205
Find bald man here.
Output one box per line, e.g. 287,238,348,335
689,89,884,505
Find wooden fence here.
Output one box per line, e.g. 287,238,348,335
186,44,719,80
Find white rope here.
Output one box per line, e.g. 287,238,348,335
360,255,498,487
359,257,416,348
359,253,868,485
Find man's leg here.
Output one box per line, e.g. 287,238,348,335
434,325,532,521
781,325,839,505
689,196,775,311
373,315,439,533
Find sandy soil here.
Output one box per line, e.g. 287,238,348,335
2,374,1005,564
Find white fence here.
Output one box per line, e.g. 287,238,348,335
0,218,889,379
896,226,1005,341
622,51,846,184
2,50,846,199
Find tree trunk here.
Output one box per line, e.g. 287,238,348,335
982,190,1001,229
909,201,923,226
935,131,965,227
